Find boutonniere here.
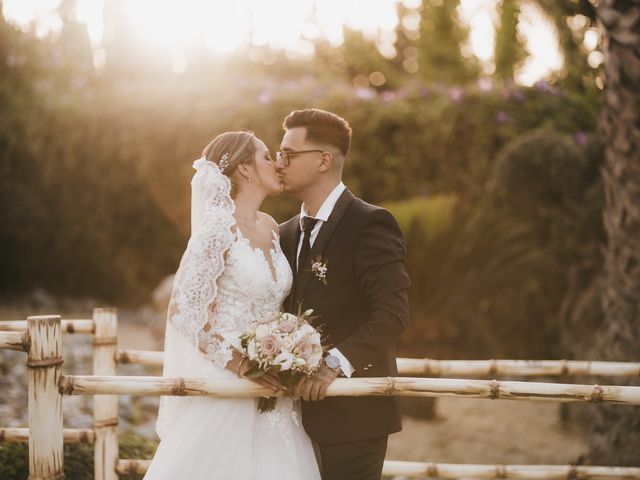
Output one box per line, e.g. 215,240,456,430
309,255,328,285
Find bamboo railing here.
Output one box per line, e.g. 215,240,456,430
0,318,94,333
57,375,640,405
0,427,94,443
0,330,29,351
115,348,640,377
112,459,640,479
3,311,640,480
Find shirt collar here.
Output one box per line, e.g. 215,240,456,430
299,181,346,227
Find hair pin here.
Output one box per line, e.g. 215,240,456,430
219,152,230,172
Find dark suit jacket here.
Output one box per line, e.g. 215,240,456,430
279,188,411,444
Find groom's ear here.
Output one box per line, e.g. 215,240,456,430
317,151,333,173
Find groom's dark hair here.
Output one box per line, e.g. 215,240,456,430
283,109,352,157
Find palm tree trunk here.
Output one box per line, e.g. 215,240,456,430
590,0,640,466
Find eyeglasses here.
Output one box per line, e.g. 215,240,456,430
275,149,324,167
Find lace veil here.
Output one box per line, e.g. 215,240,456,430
155,157,236,439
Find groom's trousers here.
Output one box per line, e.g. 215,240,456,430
317,435,388,480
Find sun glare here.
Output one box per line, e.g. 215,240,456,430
2,0,562,84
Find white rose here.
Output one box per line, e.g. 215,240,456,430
255,324,269,339
282,336,294,351
299,324,314,336
274,352,294,371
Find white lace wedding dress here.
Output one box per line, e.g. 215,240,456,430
144,158,321,480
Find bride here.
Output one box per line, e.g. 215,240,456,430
144,131,321,479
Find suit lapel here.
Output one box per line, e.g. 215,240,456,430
279,215,301,312
280,215,300,273
295,188,355,303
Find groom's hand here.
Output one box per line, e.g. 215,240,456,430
293,365,339,401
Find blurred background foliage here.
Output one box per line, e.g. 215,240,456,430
0,0,604,362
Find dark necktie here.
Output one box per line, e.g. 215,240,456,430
297,216,319,275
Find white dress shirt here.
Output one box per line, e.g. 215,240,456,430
296,181,355,377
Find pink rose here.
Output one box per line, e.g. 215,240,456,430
258,335,280,356
296,340,313,360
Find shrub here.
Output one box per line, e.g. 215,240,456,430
392,130,603,359
0,433,158,480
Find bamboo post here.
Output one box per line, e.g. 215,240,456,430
27,315,64,480
93,308,119,480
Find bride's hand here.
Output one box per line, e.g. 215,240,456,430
235,357,287,393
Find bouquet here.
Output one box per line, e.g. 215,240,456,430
240,308,324,412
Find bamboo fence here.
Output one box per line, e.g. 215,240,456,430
3,311,640,480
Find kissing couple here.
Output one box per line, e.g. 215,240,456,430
144,108,411,480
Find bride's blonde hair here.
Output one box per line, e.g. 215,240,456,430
202,130,256,198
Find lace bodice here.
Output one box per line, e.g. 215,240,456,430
200,227,293,368
156,222,294,439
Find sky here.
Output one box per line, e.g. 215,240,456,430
2,0,564,85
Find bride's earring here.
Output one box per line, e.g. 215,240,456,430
248,176,252,187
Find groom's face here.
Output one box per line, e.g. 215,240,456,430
277,127,322,196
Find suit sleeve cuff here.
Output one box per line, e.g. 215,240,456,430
329,347,354,377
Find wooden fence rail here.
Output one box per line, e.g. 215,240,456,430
0,427,94,443
113,348,640,378
0,330,29,351
57,374,640,405
113,459,640,479
0,319,94,333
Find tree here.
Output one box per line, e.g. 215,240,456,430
494,0,526,82
533,0,597,90
416,0,480,84
589,0,640,466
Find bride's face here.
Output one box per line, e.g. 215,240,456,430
251,138,282,196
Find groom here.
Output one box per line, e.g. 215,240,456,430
277,109,411,480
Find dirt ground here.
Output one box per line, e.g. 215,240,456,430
388,399,588,465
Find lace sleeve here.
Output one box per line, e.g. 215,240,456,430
156,157,236,439
167,158,236,350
